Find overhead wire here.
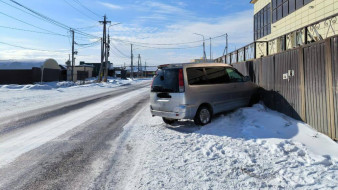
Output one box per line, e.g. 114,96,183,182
62,0,98,22
71,0,102,18
110,34,227,46
8,0,100,38
110,42,130,58
0,11,69,37
0,41,69,53
0,25,69,37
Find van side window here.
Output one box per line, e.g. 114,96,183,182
187,68,208,85
205,67,229,84
226,68,244,82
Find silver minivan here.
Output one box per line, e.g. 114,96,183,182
150,63,258,125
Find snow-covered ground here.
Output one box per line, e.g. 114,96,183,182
109,104,338,189
0,78,150,119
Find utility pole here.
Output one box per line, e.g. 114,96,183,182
209,37,212,61
98,15,111,82
131,44,133,79
137,54,141,78
139,54,143,77
103,31,111,82
144,61,146,78
194,33,206,61
71,29,75,82
223,33,228,64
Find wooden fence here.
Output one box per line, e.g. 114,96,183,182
233,35,338,140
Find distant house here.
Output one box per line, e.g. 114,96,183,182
0,59,60,84
67,65,94,82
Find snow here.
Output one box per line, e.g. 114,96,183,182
108,103,338,189
0,87,149,168
0,78,150,119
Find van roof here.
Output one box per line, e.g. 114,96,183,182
157,63,232,69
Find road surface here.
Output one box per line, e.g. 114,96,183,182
0,82,150,190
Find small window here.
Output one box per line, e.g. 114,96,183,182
296,0,303,9
187,68,208,85
205,67,229,84
289,0,296,13
264,26,268,36
272,0,277,9
277,6,283,20
283,1,289,17
225,68,243,82
260,11,264,28
277,0,283,6
304,0,312,5
272,9,277,23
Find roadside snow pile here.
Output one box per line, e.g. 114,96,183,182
0,78,150,119
113,104,338,189
0,81,76,90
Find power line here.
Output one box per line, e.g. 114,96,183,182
110,34,227,46
114,40,202,49
75,25,100,30
111,42,129,58
0,25,69,37
0,11,68,37
62,0,98,22
0,41,69,53
8,0,99,38
75,39,101,46
71,0,102,18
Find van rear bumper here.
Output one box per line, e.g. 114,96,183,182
151,110,187,120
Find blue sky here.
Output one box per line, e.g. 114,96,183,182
0,0,253,66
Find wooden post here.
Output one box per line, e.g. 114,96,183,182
298,46,306,122
324,38,335,139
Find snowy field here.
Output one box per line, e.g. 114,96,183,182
0,78,150,119
109,104,338,189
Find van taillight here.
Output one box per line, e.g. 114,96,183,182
151,77,154,87
178,69,184,92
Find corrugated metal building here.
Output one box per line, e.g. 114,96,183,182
0,59,60,84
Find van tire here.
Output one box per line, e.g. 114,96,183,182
162,117,177,125
194,106,212,126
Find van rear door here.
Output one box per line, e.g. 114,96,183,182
151,68,184,112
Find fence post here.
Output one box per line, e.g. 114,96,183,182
298,46,306,122
324,38,335,139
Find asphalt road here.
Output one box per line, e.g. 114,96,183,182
0,82,151,190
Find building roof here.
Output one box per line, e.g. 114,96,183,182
0,59,60,70
250,0,258,4
75,64,94,68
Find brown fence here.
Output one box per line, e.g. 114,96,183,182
232,35,338,140
330,36,338,140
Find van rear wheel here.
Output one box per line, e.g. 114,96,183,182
194,106,212,126
162,117,177,125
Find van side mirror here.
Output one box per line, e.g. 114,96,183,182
243,76,251,82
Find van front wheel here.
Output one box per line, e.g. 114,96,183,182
194,106,212,126
162,117,177,125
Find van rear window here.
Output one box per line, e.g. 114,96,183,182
151,69,179,93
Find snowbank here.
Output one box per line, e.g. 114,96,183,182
0,78,150,119
110,104,338,189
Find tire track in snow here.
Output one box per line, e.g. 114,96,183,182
0,87,149,168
